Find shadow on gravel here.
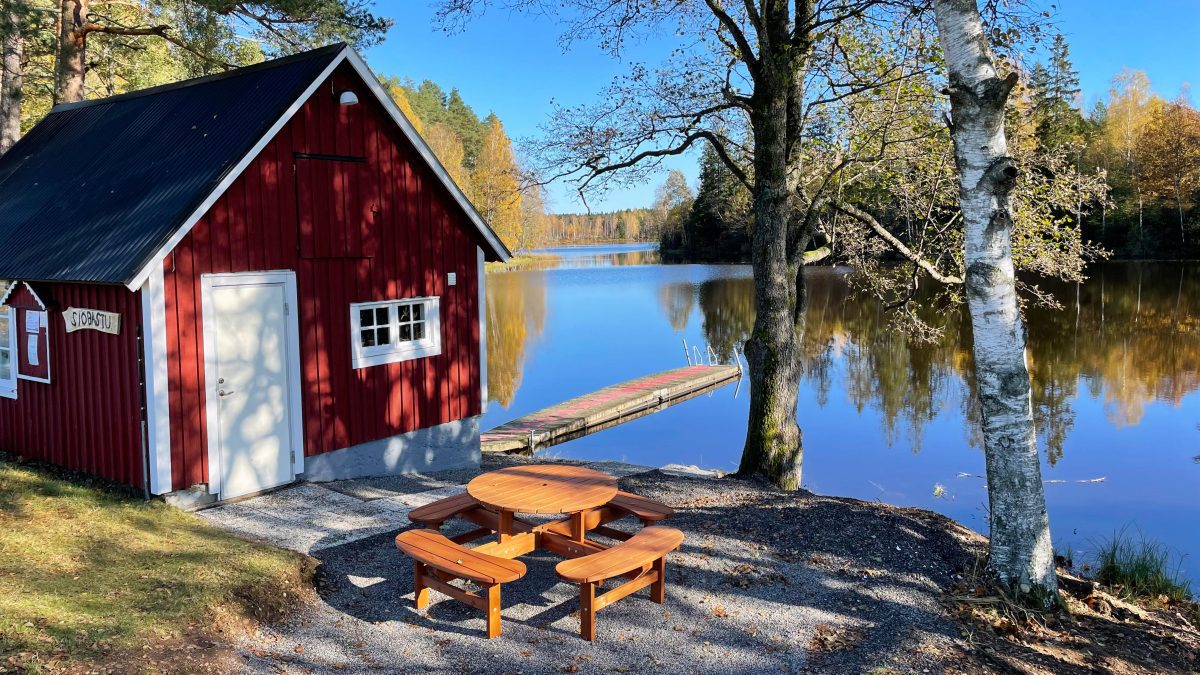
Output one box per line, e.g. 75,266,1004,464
276,471,991,673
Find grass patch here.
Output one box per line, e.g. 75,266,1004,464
1093,527,1193,603
485,253,561,272
0,459,315,670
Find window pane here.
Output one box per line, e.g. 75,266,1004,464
397,304,411,322
361,328,377,347
413,323,425,340
0,317,8,343
375,307,388,325
412,303,424,320
376,326,390,344
0,350,9,380
359,308,374,327
399,324,412,341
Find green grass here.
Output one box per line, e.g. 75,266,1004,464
1093,527,1193,603
0,459,315,670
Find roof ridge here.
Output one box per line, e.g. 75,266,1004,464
50,43,348,113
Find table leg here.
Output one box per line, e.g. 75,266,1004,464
571,510,585,543
498,509,513,543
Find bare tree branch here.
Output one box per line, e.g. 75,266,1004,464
832,200,964,284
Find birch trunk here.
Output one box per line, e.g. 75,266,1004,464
932,0,1058,602
55,0,87,104
0,0,21,154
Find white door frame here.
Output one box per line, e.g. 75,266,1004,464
200,271,305,496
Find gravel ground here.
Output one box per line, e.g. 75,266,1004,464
236,456,987,674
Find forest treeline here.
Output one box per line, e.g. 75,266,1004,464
654,36,1200,262
542,209,658,243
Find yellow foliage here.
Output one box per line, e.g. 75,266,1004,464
470,118,524,250
424,122,471,192
387,84,424,135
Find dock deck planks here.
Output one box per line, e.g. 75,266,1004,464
481,364,742,453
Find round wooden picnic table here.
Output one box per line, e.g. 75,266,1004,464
467,464,617,515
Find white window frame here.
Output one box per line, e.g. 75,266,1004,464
0,306,16,399
350,296,442,369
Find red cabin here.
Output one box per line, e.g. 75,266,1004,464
0,45,509,504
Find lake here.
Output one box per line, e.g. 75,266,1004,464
483,244,1200,581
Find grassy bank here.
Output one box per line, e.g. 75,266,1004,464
0,459,315,672
1093,527,1194,605
485,252,561,272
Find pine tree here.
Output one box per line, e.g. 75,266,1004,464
447,92,486,167
1029,34,1085,151
684,142,752,260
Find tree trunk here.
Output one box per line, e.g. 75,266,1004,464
55,0,88,104
1,1,22,154
932,0,1058,603
736,22,807,491
1176,177,1186,246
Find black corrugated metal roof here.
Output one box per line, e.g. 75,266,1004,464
0,44,347,286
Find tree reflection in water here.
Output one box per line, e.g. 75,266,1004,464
486,271,547,407
681,264,1200,465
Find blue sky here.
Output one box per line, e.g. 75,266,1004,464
363,1,1199,214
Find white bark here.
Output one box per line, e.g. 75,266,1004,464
932,0,1058,600
0,2,22,154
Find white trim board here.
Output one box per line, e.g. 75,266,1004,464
200,271,305,497
0,306,16,399
141,265,173,494
0,281,48,309
125,46,510,292
477,246,488,414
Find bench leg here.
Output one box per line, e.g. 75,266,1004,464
413,562,430,610
498,510,513,544
651,556,666,603
580,582,596,641
485,584,502,639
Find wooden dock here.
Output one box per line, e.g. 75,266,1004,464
481,364,742,453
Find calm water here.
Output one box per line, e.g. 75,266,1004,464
483,244,1200,580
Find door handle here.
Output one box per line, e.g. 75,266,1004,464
218,389,236,397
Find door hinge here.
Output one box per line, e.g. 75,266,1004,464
284,302,290,316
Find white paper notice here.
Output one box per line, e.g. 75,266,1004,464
27,334,38,366
25,311,40,334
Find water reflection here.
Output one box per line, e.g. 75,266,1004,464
486,271,547,407
483,250,1200,580
661,266,1200,463
540,244,662,269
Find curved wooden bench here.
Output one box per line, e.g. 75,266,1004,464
556,526,684,641
408,492,499,544
408,492,480,529
582,491,675,542
395,529,526,638
608,491,674,524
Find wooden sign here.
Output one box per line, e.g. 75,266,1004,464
64,307,121,335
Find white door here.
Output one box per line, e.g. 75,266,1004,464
207,277,297,499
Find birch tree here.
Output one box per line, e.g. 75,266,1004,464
931,0,1057,602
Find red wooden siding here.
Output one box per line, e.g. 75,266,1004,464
0,283,144,486
7,284,50,382
162,64,484,490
